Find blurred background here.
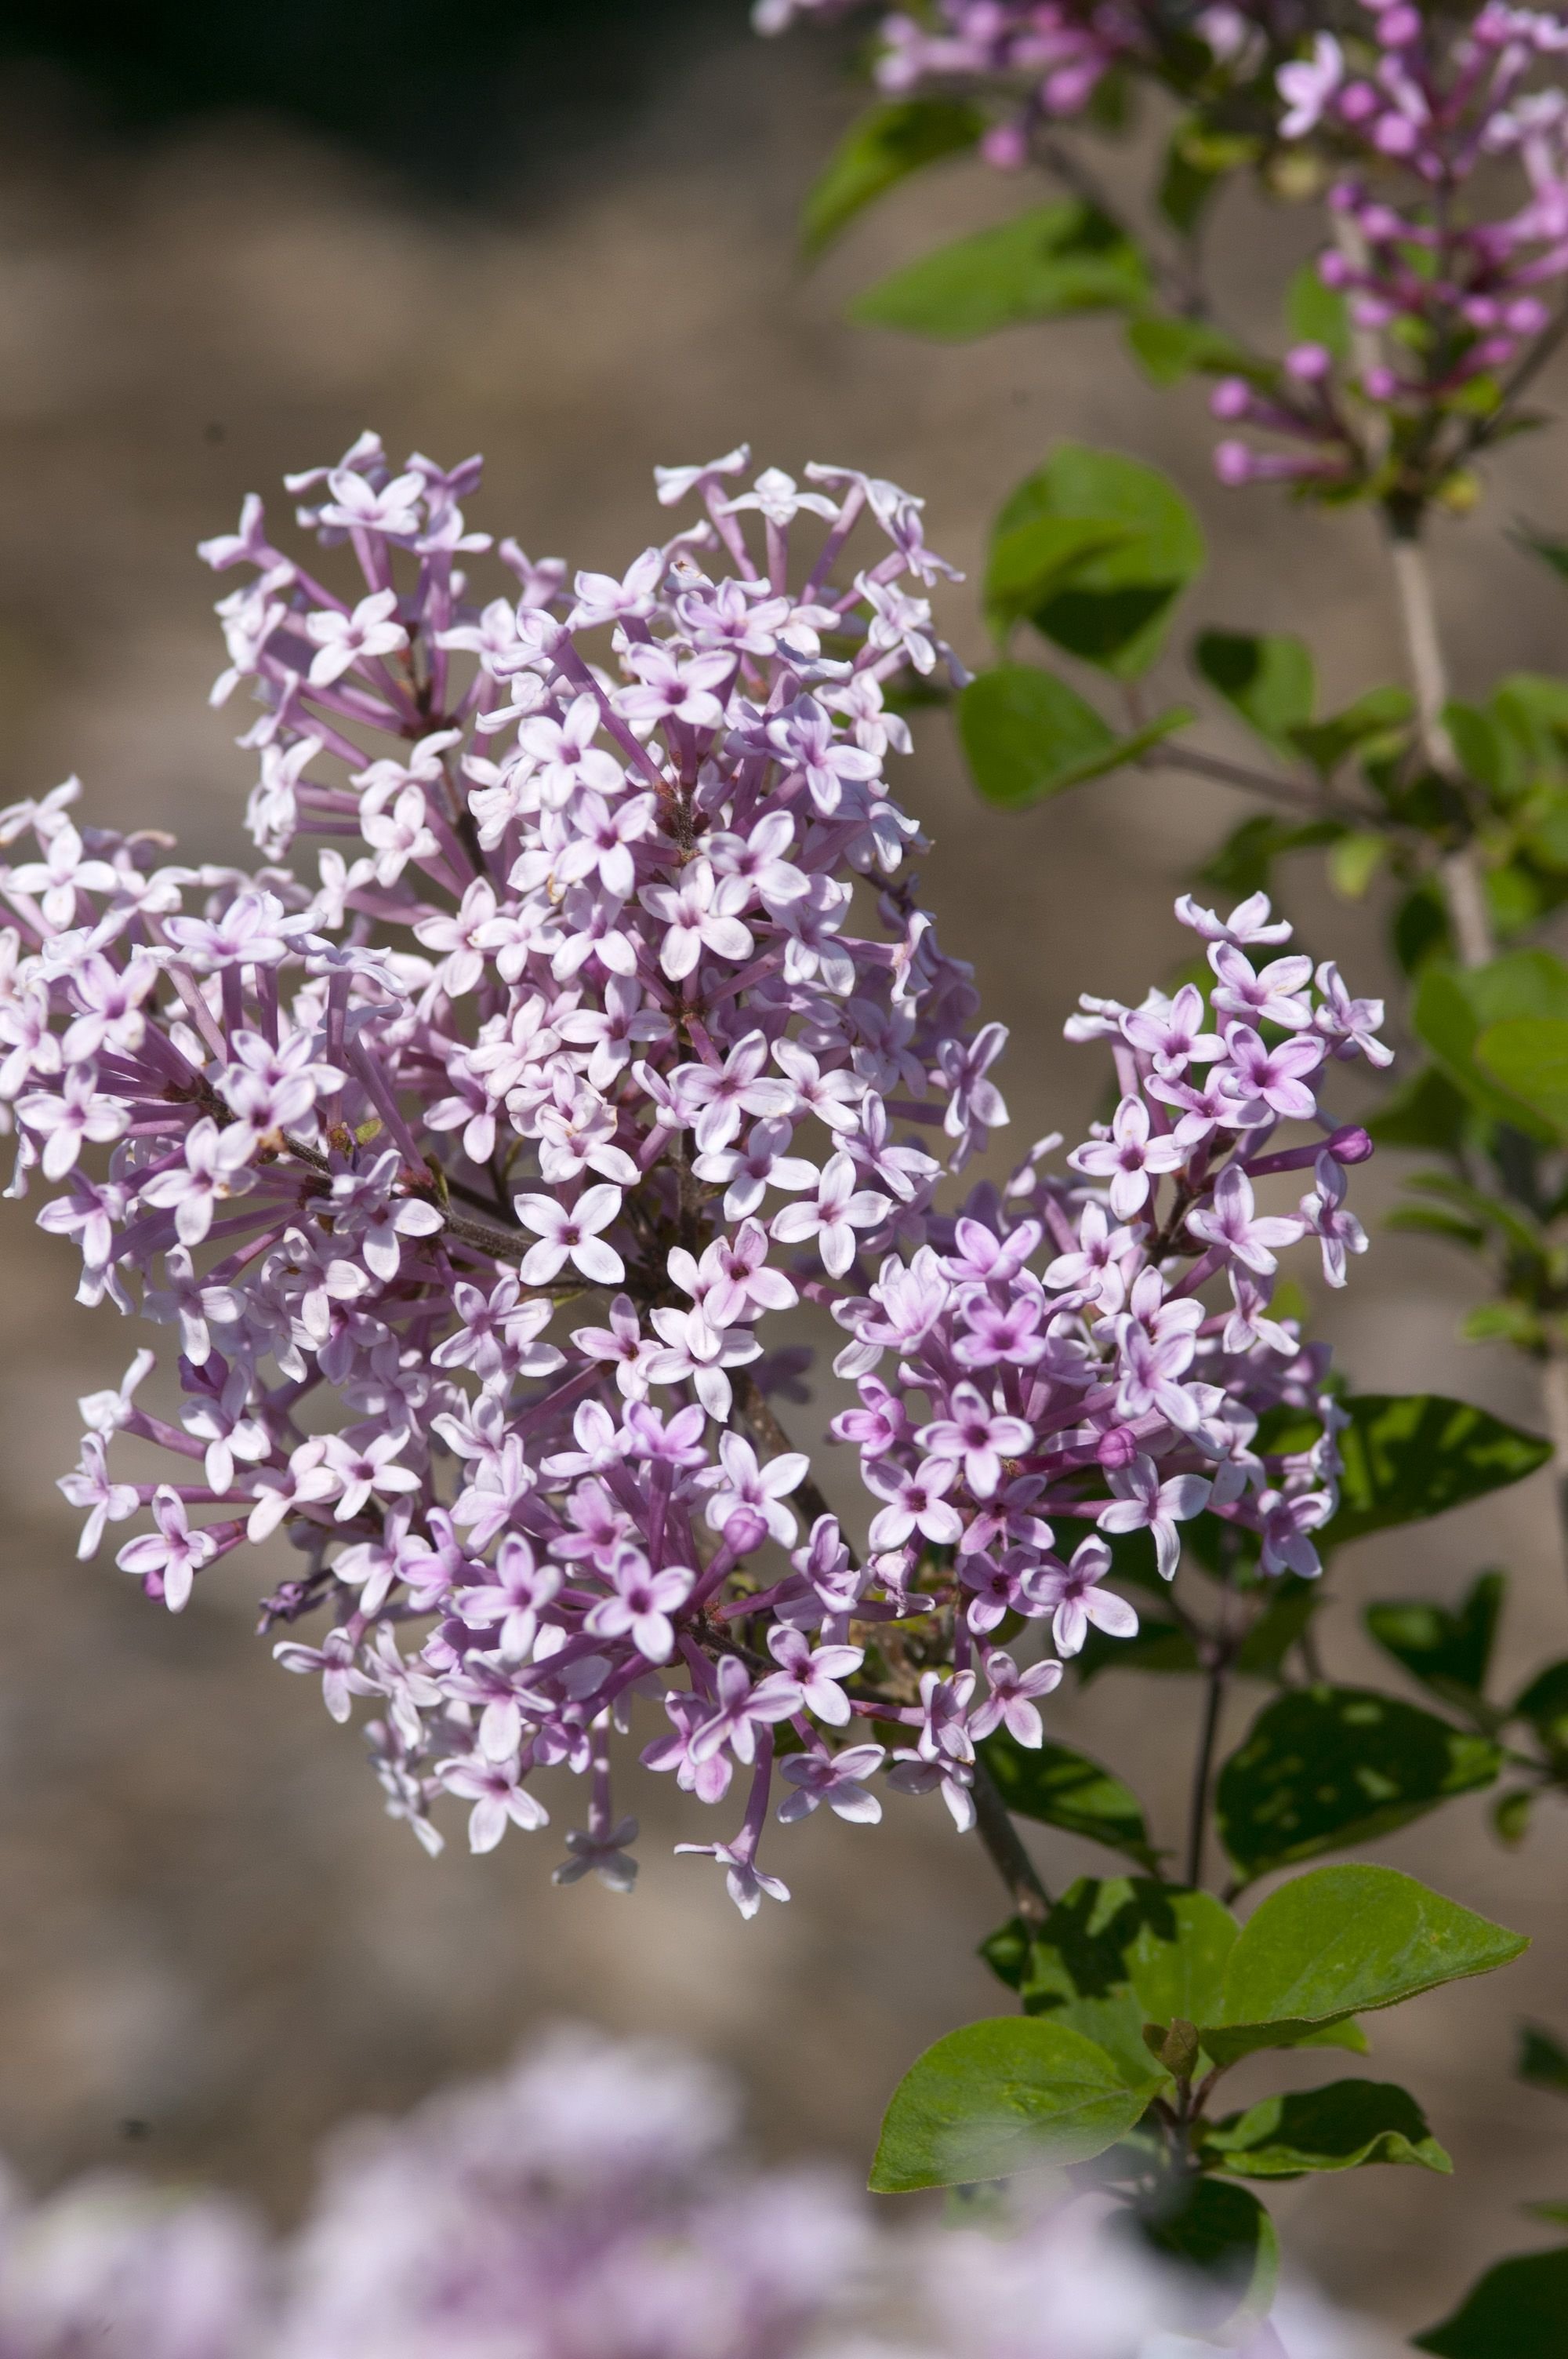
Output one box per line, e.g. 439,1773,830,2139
0,0,1563,2333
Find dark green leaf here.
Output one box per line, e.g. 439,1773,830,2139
1364,1064,1469,1151
1012,1878,1239,2088
1074,1613,1201,1680
978,1914,1034,1994
1476,1016,1568,1137
1289,683,1412,775
1363,1571,1504,1702
979,1733,1158,1866
1512,524,1568,587
1201,2077,1451,2177
869,2017,1159,2190
1446,699,1526,802
1513,1658,1568,1754
1138,2178,1279,2309
1321,1394,1551,1551
1232,1575,1321,1681
1199,1863,1527,2068
984,515,1134,637
800,98,985,256
1413,951,1568,1140
1415,2247,1568,2357
1156,125,1235,234
1193,629,1315,747
1519,2023,1568,2096
1286,261,1351,362
1196,811,1342,898
1125,313,1252,386
957,666,1189,806
992,443,1204,678
1493,671,1568,771
851,202,1149,340
1216,1685,1500,1882
1392,880,1452,976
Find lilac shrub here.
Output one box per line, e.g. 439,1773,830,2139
3,440,1380,1911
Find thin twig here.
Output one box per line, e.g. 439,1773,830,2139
972,1754,1051,1929
1185,1659,1225,1890
1138,741,1369,820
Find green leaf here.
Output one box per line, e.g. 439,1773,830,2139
1198,1863,1526,2068
1074,1613,1201,1680
1125,313,1251,386
1519,2023,1568,2096
1232,1574,1321,1681
1192,628,1314,747
1196,812,1343,899
800,98,985,256
1363,1571,1504,1703
1288,683,1412,775
851,202,1149,340
956,665,1189,806
1202,2077,1451,2177
1512,524,1568,588
1415,2247,1568,2357
1364,1063,1469,1151
1320,1394,1551,1551
869,2017,1159,2190
1139,2178,1279,2309
992,443,1204,677
979,1734,1158,1866
1157,125,1232,234
1512,1657,1568,1755
984,514,1134,637
1012,1878,1240,2088
1476,1015,1568,1137
1286,260,1351,362
1216,1686,1501,1882
1413,950,1568,1140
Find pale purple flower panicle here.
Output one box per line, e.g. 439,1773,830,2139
1218,1,1568,485
9,437,1381,1913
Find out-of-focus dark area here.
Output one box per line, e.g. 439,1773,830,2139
0,2,1564,2336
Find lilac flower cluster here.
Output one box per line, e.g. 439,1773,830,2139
756,0,1269,169
0,2031,1390,2359
5,439,1381,1913
1215,2,1568,488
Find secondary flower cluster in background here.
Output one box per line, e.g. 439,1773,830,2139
4,442,1380,1914
0,2030,1396,2359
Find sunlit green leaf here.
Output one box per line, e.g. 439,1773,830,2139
956,665,1189,806
800,98,985,256
1475,1015,1568,1136
992,443,1204,677
1198,1863,1526,2069
1192,628,1314,746
1413,950,1568,1140
852,202,1149,340
1125,313,1252,385
869,2017,1159,2190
